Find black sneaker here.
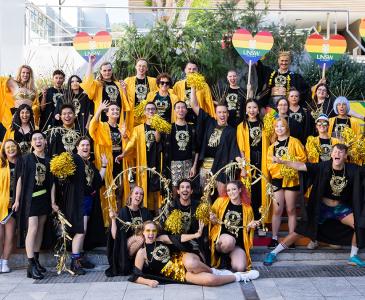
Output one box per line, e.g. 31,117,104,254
71,259,86,276
267,238,279,249
80,256,95,269
288,243,296,250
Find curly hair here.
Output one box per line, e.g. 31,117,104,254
11,104,35,131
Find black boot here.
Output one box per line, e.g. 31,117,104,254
79,252,95,269
71,256,86,276
27,258,44,280
34,252,46,273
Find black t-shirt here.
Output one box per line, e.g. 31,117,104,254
109,124,122,178
9,161,15,200
332,117,350,138
274,138,289,158
32,155,49,193
323,168,350,202
71,92,94,131
102,82,122,122
225,87,245,127
205,126,225,158
135,78,149,106
289,107,306,124
145,241,171,275
41,87,64,129
179,203,193,233
153,93,172,123
171,124,193,161
220,201,244,248
128,208,144,227
319,138,332,162
14,129,32,155
84,160,95,196
183,83,196,124
247,121,262,152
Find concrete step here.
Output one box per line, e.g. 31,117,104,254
7,246,364,269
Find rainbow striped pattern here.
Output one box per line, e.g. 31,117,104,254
232,29,274,63
73,31,112,62
360,19,365,42
305,33,347,69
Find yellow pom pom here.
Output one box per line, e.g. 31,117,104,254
50,152,76,179
195,202,211,225
151,114,172,133
305,136,321,162
280,154,298,180
134,99,149,118
263,112,276,137
186,73,206,90
341,127,356,146
164,209,183,234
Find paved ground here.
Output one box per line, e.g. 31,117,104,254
253,277,365,300
0,269,247,300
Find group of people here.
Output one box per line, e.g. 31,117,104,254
0,49,364,287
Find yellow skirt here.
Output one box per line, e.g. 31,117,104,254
160,253,186,282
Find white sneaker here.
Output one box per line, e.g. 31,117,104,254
239,269,260,281
307,240,319,250
211,268,233,276
235,272,250,283
1,261,10,273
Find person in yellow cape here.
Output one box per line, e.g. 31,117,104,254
89,100,129,226
209,181,259,271
0,65,40,129
173,61,215,123
80,55,131,128
266,117,307,249
0,139,21,273
122,58,158,129
236,99,270,224
329,96,361,139
145,73,179,124
115,102,162,213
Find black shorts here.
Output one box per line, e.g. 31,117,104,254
271,179,300,191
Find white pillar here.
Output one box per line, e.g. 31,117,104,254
0,0,25,75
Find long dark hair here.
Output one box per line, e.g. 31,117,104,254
1,139,21,168
64,75,85,103
11,104,35,131
243,99,263,127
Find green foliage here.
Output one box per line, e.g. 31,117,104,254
301,56,365,100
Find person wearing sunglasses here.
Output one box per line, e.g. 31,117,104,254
145,73,179,124
0,140,21,273
129,220,259,287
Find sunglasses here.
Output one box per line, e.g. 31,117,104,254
159,81,170,86
316,122,328,126
144,229,157,233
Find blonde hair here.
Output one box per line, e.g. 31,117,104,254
15,65,35,91
126,185,144,207
273,117,290,142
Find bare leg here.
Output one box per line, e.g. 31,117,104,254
72,234,85,254
284,190,298,234
2,218,15,260
340,213,356,246
281,232,302,247
185,272,236,286
215,234,236,254
25,216,39,258
271,190,285,238
34,215,47,252
229,247,247,272
0,225,4,258
182,253,211,274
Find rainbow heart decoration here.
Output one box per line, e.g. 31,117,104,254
305,33,347,69
73,31,112,63
360,19,365,42
232,29,274,64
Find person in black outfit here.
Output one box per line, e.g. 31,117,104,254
105,185,153,277
14,131,57,279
